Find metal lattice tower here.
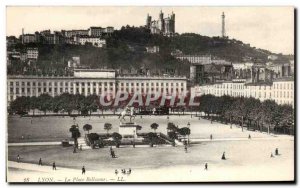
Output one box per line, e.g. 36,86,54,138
222,12,226,38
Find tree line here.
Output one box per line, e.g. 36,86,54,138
199,94,294,135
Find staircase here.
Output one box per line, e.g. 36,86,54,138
77,137,91,150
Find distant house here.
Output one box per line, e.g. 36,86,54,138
26,48,39,60
145,46,159,53
74,36,106,48
68,57,80,68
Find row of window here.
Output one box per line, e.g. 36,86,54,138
10,81,115,87
9,81,186,88
118,82,184,87
273,82,294,90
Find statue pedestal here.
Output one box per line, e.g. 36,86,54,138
119,122,138,138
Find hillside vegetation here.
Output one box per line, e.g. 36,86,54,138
8,25,290,76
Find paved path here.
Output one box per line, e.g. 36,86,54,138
190,135,294,143
8,134,293,147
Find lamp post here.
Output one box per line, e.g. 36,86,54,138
133,130,136,148
187,122,190,145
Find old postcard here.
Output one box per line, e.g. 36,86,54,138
6,6,295,183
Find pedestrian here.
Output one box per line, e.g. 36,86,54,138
210,134,213,140
222,152,226,160
270,153,274,158
127,168,132,175
204,163,208,170
17,155,20,163
275,148,279,155
38,158,42,166
82,166,86,175
184,145,188,153
115,169,118,175
80,145,82,151
112,150,116,158
110,146,113,152
248,134,251,139
52,162,56,170
133,142,135,148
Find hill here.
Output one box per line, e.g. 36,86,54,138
7,25,291,76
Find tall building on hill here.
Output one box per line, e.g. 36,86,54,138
221,12,226,38
146,10,175,37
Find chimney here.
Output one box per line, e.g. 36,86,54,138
22,28,24,44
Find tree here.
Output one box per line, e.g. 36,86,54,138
104,123,112,135
37,94,53,115
261,100,278,134
150,123,159,133
147,132,158,147
69,124,81,151
83,124,93,134
111,132,122,148
178,127,191,144
29,96,39,116
167,122,177,132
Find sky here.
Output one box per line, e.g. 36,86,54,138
6,6,294,54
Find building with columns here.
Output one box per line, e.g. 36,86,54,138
7,69,187,104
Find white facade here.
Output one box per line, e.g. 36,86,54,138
74,69,116,78
88,27,114,37
26,48,39,60
116,75,187,95
74,36,106,48
192,78,294,107
7,72,187,103
146,46,160,53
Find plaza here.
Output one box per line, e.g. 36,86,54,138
7,115,294,182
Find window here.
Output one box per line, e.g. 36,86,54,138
10,82,13,86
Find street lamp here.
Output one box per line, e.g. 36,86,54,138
187,122,190,145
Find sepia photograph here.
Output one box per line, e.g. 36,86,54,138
5,6,295,183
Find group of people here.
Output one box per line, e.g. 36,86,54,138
38,158,57,170
271,148,280,158
17,155,57,170
115,168,131,175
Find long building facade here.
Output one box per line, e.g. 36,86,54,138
192,77,294,107
7,69,187,104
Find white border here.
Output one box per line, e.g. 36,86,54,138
0,0,298,188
